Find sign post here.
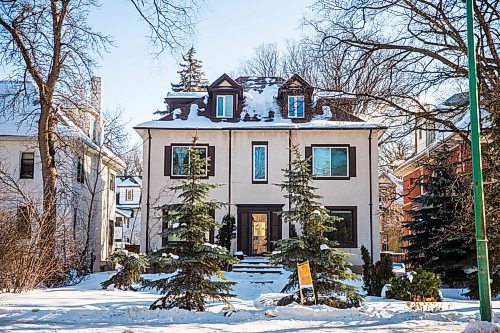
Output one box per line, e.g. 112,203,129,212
465,0,492,322
297,260,316,305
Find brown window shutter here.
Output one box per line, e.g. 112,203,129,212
238,211,249,254
164,146,172,176
305,146,312,173
349,146,357,177
208,145,215,176
270,211,282,250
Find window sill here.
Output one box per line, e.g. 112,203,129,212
170,175,209,180
252,180,268,184
312,176,350,180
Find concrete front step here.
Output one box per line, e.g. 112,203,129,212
233,257,283,274
233,264,282,269
232,269,283,274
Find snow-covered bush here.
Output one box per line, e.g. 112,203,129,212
361,246,395,296
101,250,149,291
385,268,442,302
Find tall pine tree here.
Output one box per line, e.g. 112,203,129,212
171,47,209,92
271,145,359,304
403,144,473,286
143,138,237,311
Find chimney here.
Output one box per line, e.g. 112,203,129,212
91,77,102,114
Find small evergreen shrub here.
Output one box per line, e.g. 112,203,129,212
101,250,149,291
276,290,362,309
463,268,500,300
361,245,395,296
386,268,442,302
216,214,236,252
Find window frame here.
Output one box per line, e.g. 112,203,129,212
252,142,268,184
325,206,357,248
109,173,115,192
171,145,209,178
76,157,85,184
20,152,35,179
215,94,234,118
125,188,133,201
311,145,349,179
287,95,305,118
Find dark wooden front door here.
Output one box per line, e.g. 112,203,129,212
237,205,283,255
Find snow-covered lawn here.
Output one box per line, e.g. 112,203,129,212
0,271,499,332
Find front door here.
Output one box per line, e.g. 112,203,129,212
237,205,283,256
251,212,268,255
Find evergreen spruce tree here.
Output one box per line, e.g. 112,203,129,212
216,214,236,252
271,145,359,305
171,47,209,92
403,144,473,286
143,138,237,311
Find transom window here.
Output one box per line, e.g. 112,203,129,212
288,96,305,118
252,143,267,183
312,147,348,177
216,95,234,118
20,152,34,179
172,146,208,176
325,207,357,247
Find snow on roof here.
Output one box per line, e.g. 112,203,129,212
116,208,133,218
135,118,383,130
0,80,125,168
239,77,282,120
166,91,207,99
136,76,384,130
116,176,142,187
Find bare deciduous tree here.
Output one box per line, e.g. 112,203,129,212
0,1,201,265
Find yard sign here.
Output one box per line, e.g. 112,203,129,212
297,260,316,305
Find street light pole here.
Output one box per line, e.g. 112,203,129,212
465,0,492,322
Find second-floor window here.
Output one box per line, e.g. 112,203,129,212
76,158,85,184
20,152,34,179
109,174,115,192
126,189,133,201
172,146,208,176
216,95,234,118
312,146,348,177
252,143,268,183
288,96,304,118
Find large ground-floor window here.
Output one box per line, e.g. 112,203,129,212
325,206,357,248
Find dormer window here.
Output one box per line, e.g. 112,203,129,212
216,95,234,118
288,96,304,118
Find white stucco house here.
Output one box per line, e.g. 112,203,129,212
0,78,124,271
114,175,142,249
135,74,384,265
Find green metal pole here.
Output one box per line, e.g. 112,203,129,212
465,0,492,322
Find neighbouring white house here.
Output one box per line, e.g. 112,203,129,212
114,176,142,249
135,74,384,266
0,78,124,271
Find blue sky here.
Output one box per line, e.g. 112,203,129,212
89,1,313,137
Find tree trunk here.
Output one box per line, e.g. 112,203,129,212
38,97,58,258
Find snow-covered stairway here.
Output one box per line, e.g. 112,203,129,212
232,256,284,274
